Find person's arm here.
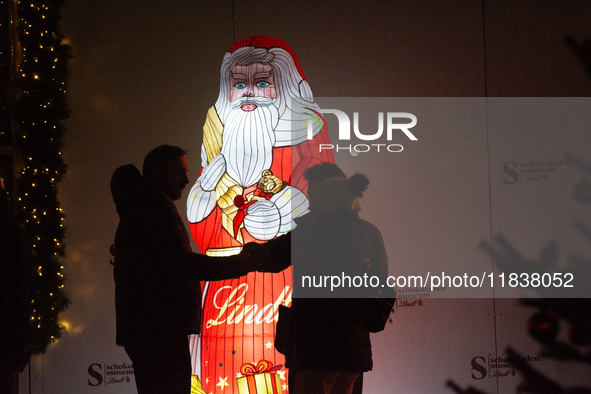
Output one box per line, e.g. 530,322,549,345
185,251,249,281
256,232,292,273
185,232,292,279
368,223,396,301
370,225,388,279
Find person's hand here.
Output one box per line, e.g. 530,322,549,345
239,242,266,273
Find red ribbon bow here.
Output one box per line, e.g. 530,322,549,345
240,360,282,376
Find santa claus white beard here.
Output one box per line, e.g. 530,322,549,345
221,98,279,187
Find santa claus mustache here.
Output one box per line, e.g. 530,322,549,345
229,96,275,110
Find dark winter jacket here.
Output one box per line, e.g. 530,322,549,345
264,209,390,372
111,164,247,345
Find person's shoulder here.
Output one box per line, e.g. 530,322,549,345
356,217,379,230
354,217,384,240
111,165,168,216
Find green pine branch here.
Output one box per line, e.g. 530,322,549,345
14,0,71,354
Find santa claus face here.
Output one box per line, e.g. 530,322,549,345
229,62,277,110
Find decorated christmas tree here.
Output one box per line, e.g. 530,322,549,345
11,0,71,354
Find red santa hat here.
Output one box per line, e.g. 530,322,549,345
227,35,307,81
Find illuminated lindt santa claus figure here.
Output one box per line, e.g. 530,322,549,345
187,36,333,393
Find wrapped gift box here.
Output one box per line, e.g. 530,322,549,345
236,360,283,394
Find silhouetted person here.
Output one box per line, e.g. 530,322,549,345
260,163,393,394
111,145,261,394
0,178,35,394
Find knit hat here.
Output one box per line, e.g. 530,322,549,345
304,163,369,213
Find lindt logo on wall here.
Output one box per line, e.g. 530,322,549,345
87,363,134,386
470,354,540,380
503,159,572,184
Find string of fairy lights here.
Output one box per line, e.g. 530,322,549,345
14,0,71,354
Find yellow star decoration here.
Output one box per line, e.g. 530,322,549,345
265,341,273,349
236,372,243,378
283,383,289,391
216,376,229,391
278,370,286,381
283,191,291,199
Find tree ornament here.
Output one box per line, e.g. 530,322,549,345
527,310,559,344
